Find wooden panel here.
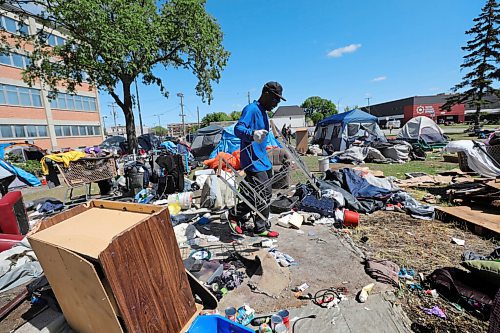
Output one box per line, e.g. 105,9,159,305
99,210,196,333
436,206,500,234
92,200,162,214
30,208,148,259
29,239,122,333
35,203,89,232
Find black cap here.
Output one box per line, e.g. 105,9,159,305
263,81,286,101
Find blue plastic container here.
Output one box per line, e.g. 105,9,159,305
187,315,254,333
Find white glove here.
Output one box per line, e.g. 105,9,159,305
253,129,268,143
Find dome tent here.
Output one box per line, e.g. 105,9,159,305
191,125,224,161
313,109,386,151
208,124,281,159
397,116,447,144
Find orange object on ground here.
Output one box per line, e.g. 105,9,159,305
203,150,241,171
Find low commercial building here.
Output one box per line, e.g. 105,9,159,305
0,5,104,151
365,94,465,128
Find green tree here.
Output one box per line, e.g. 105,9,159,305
301,96,337,117
151,126,167,136
310,112,324,124
201,111,230,126
7,0,229,152
229,111,242,120
441,0,500,127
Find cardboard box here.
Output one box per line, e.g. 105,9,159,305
29,200,198,333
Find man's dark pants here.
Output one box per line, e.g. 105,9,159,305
230,169,273,233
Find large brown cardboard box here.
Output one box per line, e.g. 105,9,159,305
29,200,197,333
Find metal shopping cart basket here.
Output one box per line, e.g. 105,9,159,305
55,154,117,204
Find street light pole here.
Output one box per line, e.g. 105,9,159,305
177,93,185,137
365,97,371,114
108,102,118,133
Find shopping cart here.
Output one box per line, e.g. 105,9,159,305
54,154,117,204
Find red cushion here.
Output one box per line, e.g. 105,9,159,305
0,191,23,235
0,233,24,252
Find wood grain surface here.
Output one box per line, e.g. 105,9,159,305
99,209,196,332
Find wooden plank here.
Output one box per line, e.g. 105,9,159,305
33,203,89,233
99,210,196,333
485,180,500,191
91,199,162,214
29,239,123,333
436,206,500,234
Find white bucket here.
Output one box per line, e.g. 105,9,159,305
318,157,330,172
167,192,193,209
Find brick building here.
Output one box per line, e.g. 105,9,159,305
0,5,104,151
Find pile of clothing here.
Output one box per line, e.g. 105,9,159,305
271,168,434,220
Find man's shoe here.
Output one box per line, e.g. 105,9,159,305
227,213,243,234
256,230,279,238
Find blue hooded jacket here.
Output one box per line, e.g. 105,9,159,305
234,101,272,172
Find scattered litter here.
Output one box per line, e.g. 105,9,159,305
421,305,446,320
268,248,297,267
451,237,465,246
296,230,305,234
364,307,371,311
358,283,374,303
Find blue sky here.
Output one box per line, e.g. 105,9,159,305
99,0,485,128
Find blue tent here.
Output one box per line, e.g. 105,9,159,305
314,109,386,151
209,124,282,159
0,159,41,190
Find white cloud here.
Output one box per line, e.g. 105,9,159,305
428,87,441,91
327,44,362,58
372,76,387,82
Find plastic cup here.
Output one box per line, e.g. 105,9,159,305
270,314,283,330
225,307,236,321
274,323,288,333
278,309,290,329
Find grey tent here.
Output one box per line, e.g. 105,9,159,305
191,125,223,161
397,116,446,144
313,109,386,151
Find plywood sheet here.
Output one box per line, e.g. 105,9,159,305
436,206,500,234
30,208,147,259
100,211,196,333
29,238,122,333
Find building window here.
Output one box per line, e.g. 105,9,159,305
14,125,26,138
0,51,31,69
54,124,100,137
0,125,13,138
37,125,47,137
26,125,37,137
50,92,97,112
0,15,28,35
0,84,43,108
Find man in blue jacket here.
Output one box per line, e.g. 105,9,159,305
227,81,286,238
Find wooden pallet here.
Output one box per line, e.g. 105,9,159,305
436,206,500,236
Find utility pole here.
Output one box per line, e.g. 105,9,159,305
153,113,164,136
101,116,108,136
197,106,200,129
365,97,371,114
134,78,144,136
177,93,185,137
247,91,251,104
108,102,118,133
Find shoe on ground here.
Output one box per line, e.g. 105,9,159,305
256,230,279,238
227,213,243,234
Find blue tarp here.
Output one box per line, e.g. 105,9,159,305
0,142,14,160
319,109,378,126
208,124,282,159
0,159,41,188
159,141,178,154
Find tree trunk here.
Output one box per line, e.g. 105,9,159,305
121,80,138,153
474,105,481,129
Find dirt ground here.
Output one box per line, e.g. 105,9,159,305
351,211,498,333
